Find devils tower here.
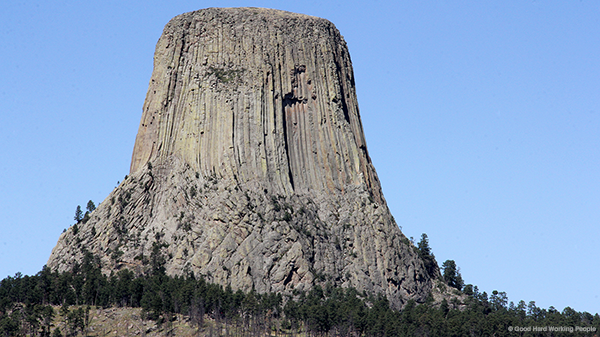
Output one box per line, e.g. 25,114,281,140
48,7,437,309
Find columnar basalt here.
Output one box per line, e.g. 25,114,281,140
48,7,437,309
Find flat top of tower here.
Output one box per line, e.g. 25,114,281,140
191,7,321,20
165,7,335,32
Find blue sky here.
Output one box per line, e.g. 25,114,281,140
1,1,598,314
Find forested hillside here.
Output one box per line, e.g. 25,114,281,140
1,250,598,336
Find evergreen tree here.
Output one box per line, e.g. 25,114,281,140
442,259,464,290
490,290,508,311
417,233,438,275
86,200,96,213
74,206,83,223
417,233,432,257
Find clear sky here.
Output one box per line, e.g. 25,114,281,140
1,1,598,314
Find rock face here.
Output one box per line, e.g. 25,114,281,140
48,7,437,309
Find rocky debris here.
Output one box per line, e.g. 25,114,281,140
48,7,438,310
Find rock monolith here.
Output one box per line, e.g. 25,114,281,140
48,7,437,309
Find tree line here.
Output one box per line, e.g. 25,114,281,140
2,228,599,336
2,250,599,336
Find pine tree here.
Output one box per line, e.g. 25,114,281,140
86,200,96,213
417,233,437,276
74,206,83,223
441,260,464,290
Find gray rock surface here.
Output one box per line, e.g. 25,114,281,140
48,7,438,309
